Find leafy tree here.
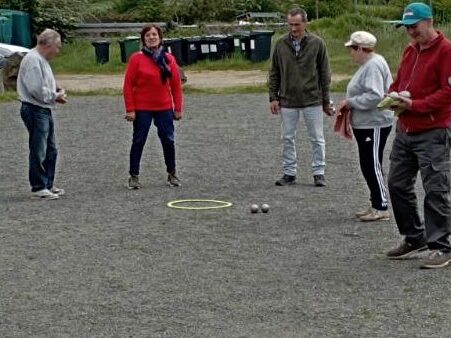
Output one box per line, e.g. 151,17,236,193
110,0,354,23
0,0,89,40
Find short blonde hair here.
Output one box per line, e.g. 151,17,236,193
37,29,61,46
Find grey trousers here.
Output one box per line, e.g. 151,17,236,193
388,126,451,251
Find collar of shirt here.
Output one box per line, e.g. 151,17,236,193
290,33,307,56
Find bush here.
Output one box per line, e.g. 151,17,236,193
309,13,385,39
355,5,402,19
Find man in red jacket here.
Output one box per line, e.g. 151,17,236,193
385,2,451,269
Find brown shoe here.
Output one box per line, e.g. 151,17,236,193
360,208,390,222
355,207,372,218
420,250,451,269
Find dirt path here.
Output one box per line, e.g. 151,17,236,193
57,70,350,91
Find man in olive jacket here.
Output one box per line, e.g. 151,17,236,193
269,7,332,187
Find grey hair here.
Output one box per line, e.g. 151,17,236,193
288,7,308,22
37,29,61,46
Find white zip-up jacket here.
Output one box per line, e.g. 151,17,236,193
346,53,393,129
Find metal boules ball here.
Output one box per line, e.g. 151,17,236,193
261,204,270,213
250,204,259,213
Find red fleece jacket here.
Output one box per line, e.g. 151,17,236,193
390,31,451,133
123,51,183,113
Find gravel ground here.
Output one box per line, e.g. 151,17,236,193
1,94,450,337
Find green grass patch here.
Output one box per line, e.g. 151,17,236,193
355,4,402,20
183,84,268,95
0,91,18,103
185,53,269,72
51,39,126,74
67,88,123,96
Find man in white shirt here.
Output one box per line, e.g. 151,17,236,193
17,28,67,200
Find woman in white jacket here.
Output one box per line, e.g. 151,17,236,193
337,31,393,222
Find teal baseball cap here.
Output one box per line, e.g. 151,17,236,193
395,2,433,27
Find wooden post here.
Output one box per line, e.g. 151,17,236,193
316,0,319,20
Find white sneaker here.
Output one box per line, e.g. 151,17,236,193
360,208,390,222
31,189,59,200
50,187,65,196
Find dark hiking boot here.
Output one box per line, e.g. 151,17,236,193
128,175,141,189
313,174,326,187
167,173,181,187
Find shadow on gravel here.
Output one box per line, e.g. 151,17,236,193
0,94,448,337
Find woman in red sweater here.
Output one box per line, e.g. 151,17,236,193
123,24,183,189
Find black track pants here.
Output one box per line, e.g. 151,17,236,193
353,126,392,210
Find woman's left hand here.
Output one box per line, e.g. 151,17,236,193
125,111,136,122
337,100,351,114
174,111,183,120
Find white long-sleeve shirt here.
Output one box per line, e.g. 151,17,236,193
17,48,57,108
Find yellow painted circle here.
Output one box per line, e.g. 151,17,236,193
167,199,232,210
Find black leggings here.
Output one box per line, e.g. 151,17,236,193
353,126,392,210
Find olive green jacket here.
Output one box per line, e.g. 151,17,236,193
268,32,331,108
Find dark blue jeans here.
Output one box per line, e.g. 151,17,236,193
20,102,58,192
129,110,176,176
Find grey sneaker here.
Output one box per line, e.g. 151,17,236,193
275,174,296,186
167,173,181,187
128,175,141,189
360,208,390,222
313,174,326,187
420,250,451,269
386,240,427,260
50,187,65,196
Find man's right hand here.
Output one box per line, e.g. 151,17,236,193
55,91,67,104
270,100,281,115
125,111,136,122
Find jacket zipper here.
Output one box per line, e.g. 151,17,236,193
403,47,435,131
404,47,420,92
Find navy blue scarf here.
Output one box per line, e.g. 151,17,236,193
141,46,172,84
